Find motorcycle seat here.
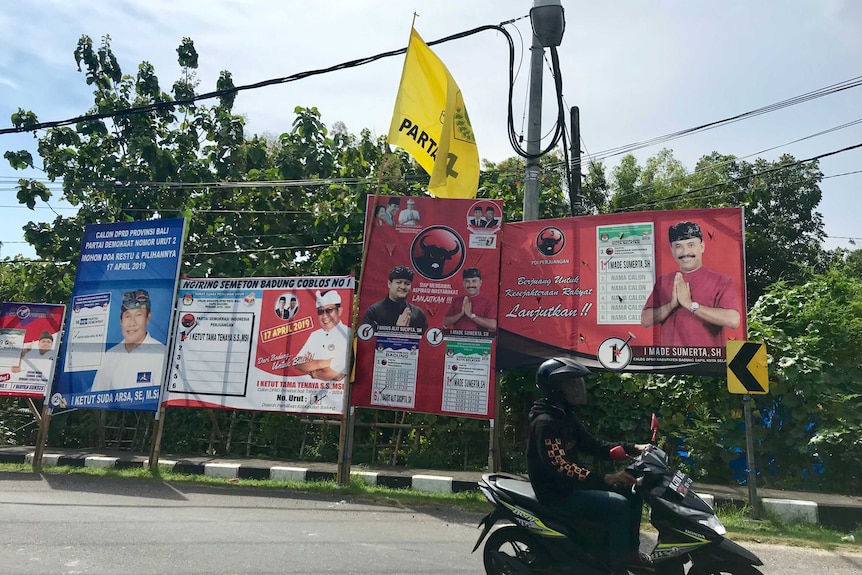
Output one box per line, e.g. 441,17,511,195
493,477,609,543
496,478,539,502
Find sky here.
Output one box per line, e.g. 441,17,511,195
0,0,860,260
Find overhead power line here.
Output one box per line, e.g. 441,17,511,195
614,142,862,212
7,15,856,172
602,117,862,203
2,43,858,199
581,75,862,163
0,23,518,136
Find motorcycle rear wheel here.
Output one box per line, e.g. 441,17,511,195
483,526,550,574
688,562,764,575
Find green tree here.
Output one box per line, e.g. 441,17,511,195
733,155,826,304
748,270,862,492
826,247,862,281
608,154,644,211
605,150,827,305
580,160,610,214
4,35,245,275
478,152,571,220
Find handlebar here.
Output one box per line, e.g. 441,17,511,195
609,445,628,461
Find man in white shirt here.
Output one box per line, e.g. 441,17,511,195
397,198,421,226
91,289,167,392
12,330,57,381
294,290,349,381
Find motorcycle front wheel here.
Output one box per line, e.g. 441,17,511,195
688,562,764,575
483,526,550,574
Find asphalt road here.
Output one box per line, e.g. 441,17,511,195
1,472,860,575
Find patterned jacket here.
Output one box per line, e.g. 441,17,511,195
526,399,637,503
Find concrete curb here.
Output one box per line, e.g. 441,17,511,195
3,449,860,530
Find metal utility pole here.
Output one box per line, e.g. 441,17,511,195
522,0,565,222
523,32,545,222
570,106,584,216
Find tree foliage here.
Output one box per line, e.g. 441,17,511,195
477,153,570,221
732,155,826,304
747,270,862,491
3,35,421,285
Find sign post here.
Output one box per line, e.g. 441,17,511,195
727,340,769,518
742,395,759,519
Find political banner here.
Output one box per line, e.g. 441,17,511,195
497,208,747,375
0,303,65,398
354,195,502,419
51,219,186,412
163,276,354,416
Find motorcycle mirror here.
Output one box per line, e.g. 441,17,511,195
650,413,659,443
609,445,628,461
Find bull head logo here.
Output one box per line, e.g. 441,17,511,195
536,227,564,256
411,227,466,281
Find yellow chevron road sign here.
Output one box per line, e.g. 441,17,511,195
727,340,768,394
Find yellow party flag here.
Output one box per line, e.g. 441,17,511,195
387,28,479,199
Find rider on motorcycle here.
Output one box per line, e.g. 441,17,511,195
526,357,653,575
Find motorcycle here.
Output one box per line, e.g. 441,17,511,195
473,441,763,575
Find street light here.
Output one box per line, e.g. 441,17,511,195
530,0,565,48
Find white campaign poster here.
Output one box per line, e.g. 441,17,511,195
596,223,656,325
0,328,26,368
164,276,354,416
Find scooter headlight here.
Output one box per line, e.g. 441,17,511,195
697,514,726,536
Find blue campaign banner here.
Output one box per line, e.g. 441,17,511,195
51,218,186,412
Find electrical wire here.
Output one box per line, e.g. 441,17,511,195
0,22,521,137
606,117,862,203
0,16,570,169
0,240,364,265
613,142,862,213
1,23,858,243
581,75,862,163
2,20,858,202
507,44,566,160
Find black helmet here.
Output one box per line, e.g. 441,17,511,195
536,357,590,405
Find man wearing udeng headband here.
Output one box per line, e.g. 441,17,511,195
640,221,740,347
91,289,167,391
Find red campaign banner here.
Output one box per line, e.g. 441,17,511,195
163,276,354,415
0,303,66,399
497,208,747,375
354,195,503,419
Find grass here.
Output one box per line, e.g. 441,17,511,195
0,462,490,511
2,463,859,552
707,503,861,551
